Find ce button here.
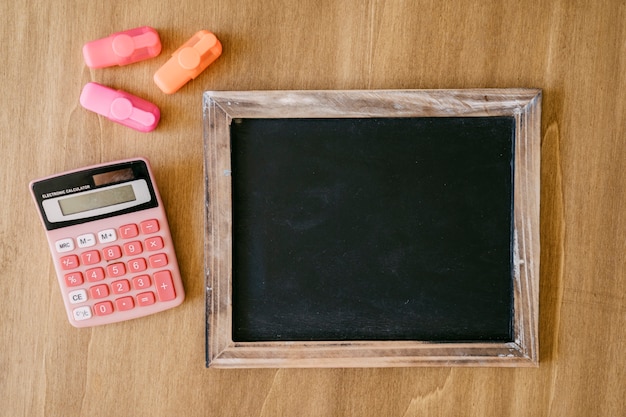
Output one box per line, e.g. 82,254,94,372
68,289,88,305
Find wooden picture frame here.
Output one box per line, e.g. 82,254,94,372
203,89,541,368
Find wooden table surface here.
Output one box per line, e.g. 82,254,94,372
2,0,624,416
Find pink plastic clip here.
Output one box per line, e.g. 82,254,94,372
79,82,160,132
153,30,222,94
83,26,162,68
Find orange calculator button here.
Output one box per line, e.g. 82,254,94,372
64,272,84,287
140,219,159,234
119,223,139,239
154,270,176,301
111,279,131,294
103,245,122,261
136,292,156,307
94,301,114,316
128,258,147,273
148,253,168,268
107,263,126,278
144,236,164,251
81,250,101,265
123,241,143,256
115,296,135,311
60,254,79,270
86,267,105,282
132,275,151,290
90,284,109,299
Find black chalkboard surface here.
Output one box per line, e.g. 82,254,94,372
231,117,514,342
204,89,541,368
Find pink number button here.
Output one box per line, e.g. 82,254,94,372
86,267,105,282
107,263,126,278
119,224,139,239
112,279,131,294
64,272,84,287
132,275,151,290
144,236,164,251
60,255,79,270
154,270,176,301
128,258,147,273
81,250,101,265
115,296,135,311
140,219,160,234
103,245,122,261
94,301,114,316
123,241,143,256
90,284,109,299
136,292,156,307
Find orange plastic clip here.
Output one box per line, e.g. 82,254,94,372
153,30,222,94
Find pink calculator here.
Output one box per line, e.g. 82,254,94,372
30,158,185,327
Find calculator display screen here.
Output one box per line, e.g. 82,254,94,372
32,159,159,231
58,184,136,215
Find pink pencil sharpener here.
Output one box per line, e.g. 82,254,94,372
80,82,160,132
83,26,162,68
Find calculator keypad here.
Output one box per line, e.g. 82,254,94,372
54,218,180,325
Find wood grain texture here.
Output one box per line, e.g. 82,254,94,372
1,0,624,415
204,89,541,368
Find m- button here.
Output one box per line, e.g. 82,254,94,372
77,233,96,248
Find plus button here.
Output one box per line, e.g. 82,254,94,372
154,270,176,302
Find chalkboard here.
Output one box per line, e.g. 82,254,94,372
204,90,541,368
231,117,514,342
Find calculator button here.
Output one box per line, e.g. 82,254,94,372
102,245,122,261
128,258,147,273
132,275,151,290
154,270,176,301
145,236,164,251
136,291,156,306
77,233,97,248
94,301,114,316
64,272,84,287
119,224,139,239
81,250,101,265
149,253,168,268
90,284,109,299
68,289,88,304
98,228,117,244
123,241,143,256
73,306,92,321
60,255,79,270
107,263,126,278
55,238,75,253
112,279,131,294
115,296,135,311
86,267,105,282
140,219,160,234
